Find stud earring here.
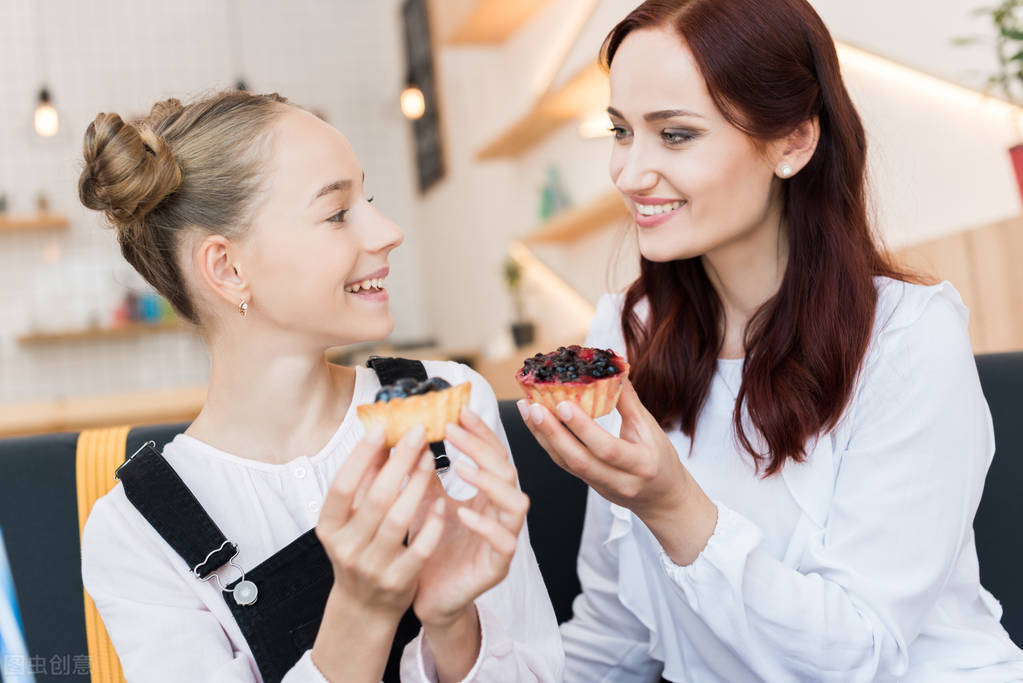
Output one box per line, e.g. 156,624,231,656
238,300,249,317
779,163,793,178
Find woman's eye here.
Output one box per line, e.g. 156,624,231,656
610,126,630,141
327,209,349,223
662,130,697,145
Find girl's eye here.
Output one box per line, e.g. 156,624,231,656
610,126,630,141
662,130,697,145
327,209,349,223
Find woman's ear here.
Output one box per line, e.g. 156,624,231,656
196,234,250,310
774,117,820,177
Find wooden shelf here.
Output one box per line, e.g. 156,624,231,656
477,61,608,160
0,213,70,233
17,320,192,346
446,0,550,44
523,190,628,244
0,385,206,438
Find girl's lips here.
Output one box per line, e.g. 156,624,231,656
635,200,687,227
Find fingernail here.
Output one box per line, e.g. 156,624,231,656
368,426,386,443
557,401,573,422
418,451,434,471
460,406,477,423
516,399,528,422
406,424,426,448
453,459,476,479
433,498,445,515
529,404,545,425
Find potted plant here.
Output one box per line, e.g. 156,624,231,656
955,0,1023,199
503,257,535,347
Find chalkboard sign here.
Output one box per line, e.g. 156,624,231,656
402,0,445,192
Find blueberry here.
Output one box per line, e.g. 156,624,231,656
374,388,393,402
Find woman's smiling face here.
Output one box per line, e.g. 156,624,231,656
607,27,785,263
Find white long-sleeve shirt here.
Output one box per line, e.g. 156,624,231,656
81,361,563,683
562,278,1023,682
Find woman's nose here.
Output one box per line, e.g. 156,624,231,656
612,148,659,195
363,205,404,253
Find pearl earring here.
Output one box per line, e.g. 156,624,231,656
238,300,249,317
779,163,793,178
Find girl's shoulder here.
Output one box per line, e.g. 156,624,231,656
872,276,968,343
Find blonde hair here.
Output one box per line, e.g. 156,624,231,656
78,90,290,324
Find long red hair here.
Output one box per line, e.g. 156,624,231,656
604,0,915,475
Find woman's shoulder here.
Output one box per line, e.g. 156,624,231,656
872,276,969,346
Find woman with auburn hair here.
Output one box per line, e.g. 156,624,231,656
519,0,1023,680
78,91,562,682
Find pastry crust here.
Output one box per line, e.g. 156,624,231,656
516,349,629,419
357,381,471,448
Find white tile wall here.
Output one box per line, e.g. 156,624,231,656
0,0,430,405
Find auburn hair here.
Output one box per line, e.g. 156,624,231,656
604,0,915,475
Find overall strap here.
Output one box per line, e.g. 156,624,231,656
365,356,451,471
115,442,239,581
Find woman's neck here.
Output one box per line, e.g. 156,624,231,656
702,212,788,359
186,334,357,465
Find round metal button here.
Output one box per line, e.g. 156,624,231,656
233,580,258,606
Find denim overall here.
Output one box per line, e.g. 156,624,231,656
115,358,451,683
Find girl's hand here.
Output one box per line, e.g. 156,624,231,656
410,408,530,679
519,378,717,565
316,425,446,620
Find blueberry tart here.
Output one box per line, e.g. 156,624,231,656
358,376,471,447
516,345,629,418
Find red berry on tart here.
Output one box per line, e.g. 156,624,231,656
516,345,629,418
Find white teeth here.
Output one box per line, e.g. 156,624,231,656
636,200,685,216
346,277,386,293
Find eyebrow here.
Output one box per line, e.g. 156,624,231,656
607,106,705,122
308,172,365,207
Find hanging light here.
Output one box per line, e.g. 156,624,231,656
34,87,59,137
400,76,426,121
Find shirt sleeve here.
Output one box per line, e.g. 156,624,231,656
401,364,565,682
81,494,328,683
653,286,996,681
558,293,664,682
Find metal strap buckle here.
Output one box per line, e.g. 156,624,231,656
193,540,258,606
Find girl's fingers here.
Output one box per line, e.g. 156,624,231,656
445,421,516,484
457,407,507,457
345,425,429,548
453,460,529,530
388,498,446,584
319,426,387,530
456,506,517,557
363,451,436,565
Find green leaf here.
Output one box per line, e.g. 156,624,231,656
1000,26,1023,40
951,36,985,46
1009,48,1023,62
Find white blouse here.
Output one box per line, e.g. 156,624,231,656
81,361,563,683
561,278,1023,682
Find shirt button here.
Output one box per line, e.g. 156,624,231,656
293,467,307,479
307,500,321,513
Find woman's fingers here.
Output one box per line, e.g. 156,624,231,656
387,498,446,585
553,400,642,472
318,426,387,532
453,459,529,531
457,407,507,459
517,401,617,484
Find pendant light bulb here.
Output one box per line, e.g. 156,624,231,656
400,84,426,121
34,88,59,137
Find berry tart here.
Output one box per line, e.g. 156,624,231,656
358,377,471,448
516,345,629,418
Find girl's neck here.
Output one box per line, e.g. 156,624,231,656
186,335,357,465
